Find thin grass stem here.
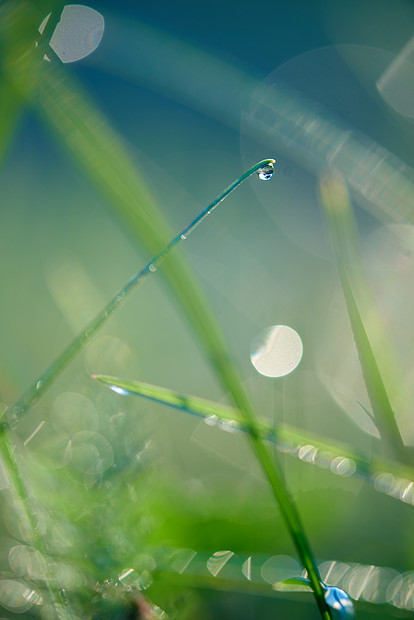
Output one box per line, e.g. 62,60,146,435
7,160,331,618
6,159,274,425
3,16,331,613
93,374,414,507
319,174,409,465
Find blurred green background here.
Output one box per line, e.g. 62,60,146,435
1,0,414,618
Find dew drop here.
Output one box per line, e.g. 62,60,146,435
148,263,157,273
297,444,317,463
7,413,19,431
330,456,356,477
324,585,355,619
257,161,275,181
206,550,234,577
35,380,44,391
180,234,187,240
218,419,240,433
204,414,218,426
109,385,130,397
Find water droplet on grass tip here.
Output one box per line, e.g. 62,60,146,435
324,586,355,619
257,162,275,180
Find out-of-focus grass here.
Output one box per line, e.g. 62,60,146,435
1,5,329,616
1,1,414,619
319,174,410,464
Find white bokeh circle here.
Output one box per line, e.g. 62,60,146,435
250,325,303,378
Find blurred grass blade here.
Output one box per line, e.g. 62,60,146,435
0,75,23,162
319,174,409,465
4,7,329,614
160,550,409,614
274,577,312,592
7,158,273,422
88,14,414,230
93,374,414,505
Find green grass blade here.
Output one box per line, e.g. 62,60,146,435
93,374,414,504
159,551,407,613
7,159,274,423
0,76,23,162
4,9,329,614
319,174,409,465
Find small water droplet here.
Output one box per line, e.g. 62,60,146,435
324,586,355,619
218,419,240,433
373,472,395,494
204,414,218,426
257,161,275,181
109,385,130,397
137,570,153,590
148,263,157,273
242,556,252,581
36,381,43,391
85,328,93,340
7,413,19,430
206,550,234,577
330,456,356,477
297,444,317,463
180,234,187,240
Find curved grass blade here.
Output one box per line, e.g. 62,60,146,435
88,14,414,231
274,577,312,592
6,158,274,424
4,9,328,614
93,374,414,505
319,174,410,465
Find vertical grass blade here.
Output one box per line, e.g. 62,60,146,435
3,7,332,615
319,174,409,465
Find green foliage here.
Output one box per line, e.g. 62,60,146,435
0,2,413,619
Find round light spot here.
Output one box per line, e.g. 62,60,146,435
250,325,303,377
39,5,104,64
67,430,114,478
261,555,301,585
51,392,98,435
0,579,40,612
9,546,47,580
84,336,134,376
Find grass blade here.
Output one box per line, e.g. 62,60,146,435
4,8,330,614
7,159,274,423
319,174,410,465
93,374,414,505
